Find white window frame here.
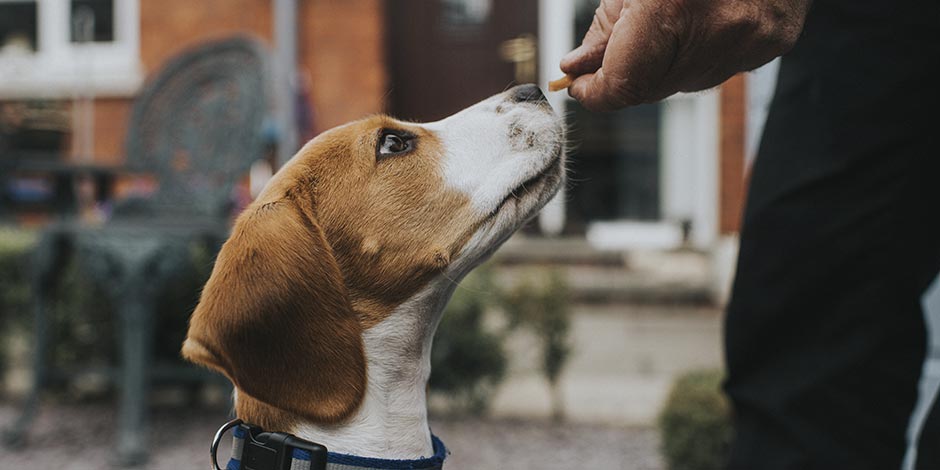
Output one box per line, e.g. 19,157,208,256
0,0,142,99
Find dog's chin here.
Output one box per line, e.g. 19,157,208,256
487,154,564,230
448,154,564,279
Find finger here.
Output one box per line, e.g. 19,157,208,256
571,2,680,110
559,1,623,76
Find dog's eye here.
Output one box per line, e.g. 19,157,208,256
377,131,413,159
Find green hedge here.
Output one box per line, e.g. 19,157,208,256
658,369,733,470
503,269,571,420
430,267,507,414
0,228,37,327
0,228,38,380
0,228,213,392
430,267,574,417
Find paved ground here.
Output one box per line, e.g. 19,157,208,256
0,403,664,470
486,304,723,425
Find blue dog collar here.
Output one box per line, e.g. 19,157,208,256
214,419,447,470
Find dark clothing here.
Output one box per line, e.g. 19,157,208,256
724,0,940,468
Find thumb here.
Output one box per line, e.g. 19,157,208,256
567,69,624,112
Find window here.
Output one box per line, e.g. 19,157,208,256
71,0,114,43
0,1,38,52
0,0,141,98
441,0,491,25
440,0,491,36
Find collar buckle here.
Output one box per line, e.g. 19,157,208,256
212,418,328,470
241,423,328,470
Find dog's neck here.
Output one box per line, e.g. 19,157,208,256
290,278,458,459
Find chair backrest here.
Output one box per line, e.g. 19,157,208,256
124,35,270,219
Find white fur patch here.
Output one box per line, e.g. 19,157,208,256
425,91,565,216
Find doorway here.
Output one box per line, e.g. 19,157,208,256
385,0,539,122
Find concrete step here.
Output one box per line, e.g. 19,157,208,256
492,235,626,267
479,303,725,426
491,246,715,306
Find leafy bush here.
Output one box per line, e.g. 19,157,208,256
0,228,38,378
0,228,37,327
152,243,215,362
430,267,507,414
430,267,575,417
503,269,571,421
49,254,115,371
658,369,733,470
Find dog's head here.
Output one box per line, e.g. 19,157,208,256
182,84,564,426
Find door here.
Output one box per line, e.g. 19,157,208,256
386,0,539,122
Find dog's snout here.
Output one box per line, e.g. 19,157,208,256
508,84,547,105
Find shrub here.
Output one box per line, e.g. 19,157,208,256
49,253,115,371
0,228,38,378
430,267,574,417
430,267,507,414
0,228,37,327
658,369,733,470
503,269,572,421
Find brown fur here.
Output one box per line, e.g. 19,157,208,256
183,116,476,431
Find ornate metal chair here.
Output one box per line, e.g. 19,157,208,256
3,35,270,465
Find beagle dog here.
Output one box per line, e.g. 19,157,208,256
182,84,565,462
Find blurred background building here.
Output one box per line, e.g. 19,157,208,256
0,0,756,274
0,1,936,469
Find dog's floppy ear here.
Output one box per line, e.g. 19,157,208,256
183,196,365,423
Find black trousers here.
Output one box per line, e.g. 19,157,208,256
724,1,940,469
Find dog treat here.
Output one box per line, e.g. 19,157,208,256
548,75,573,92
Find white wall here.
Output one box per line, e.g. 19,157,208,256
536,0,574,236
745,59,780,164
660,92,720,250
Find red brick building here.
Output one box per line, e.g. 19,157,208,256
0,0,386,165
0,0,754,279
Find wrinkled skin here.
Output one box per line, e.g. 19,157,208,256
561,0,812,111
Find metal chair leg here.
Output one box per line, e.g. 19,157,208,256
3,231,64,447
83,236,178,467
115,291,153,466
2,292,50,446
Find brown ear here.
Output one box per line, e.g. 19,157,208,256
183,198,365,424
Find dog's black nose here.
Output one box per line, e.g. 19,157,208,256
508,84,547,104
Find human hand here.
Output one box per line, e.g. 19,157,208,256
560,0,811,111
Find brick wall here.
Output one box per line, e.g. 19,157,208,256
140,0,274,77
84,98,132,166
86,0,385,163
300,0,386,133
719,74,747,235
